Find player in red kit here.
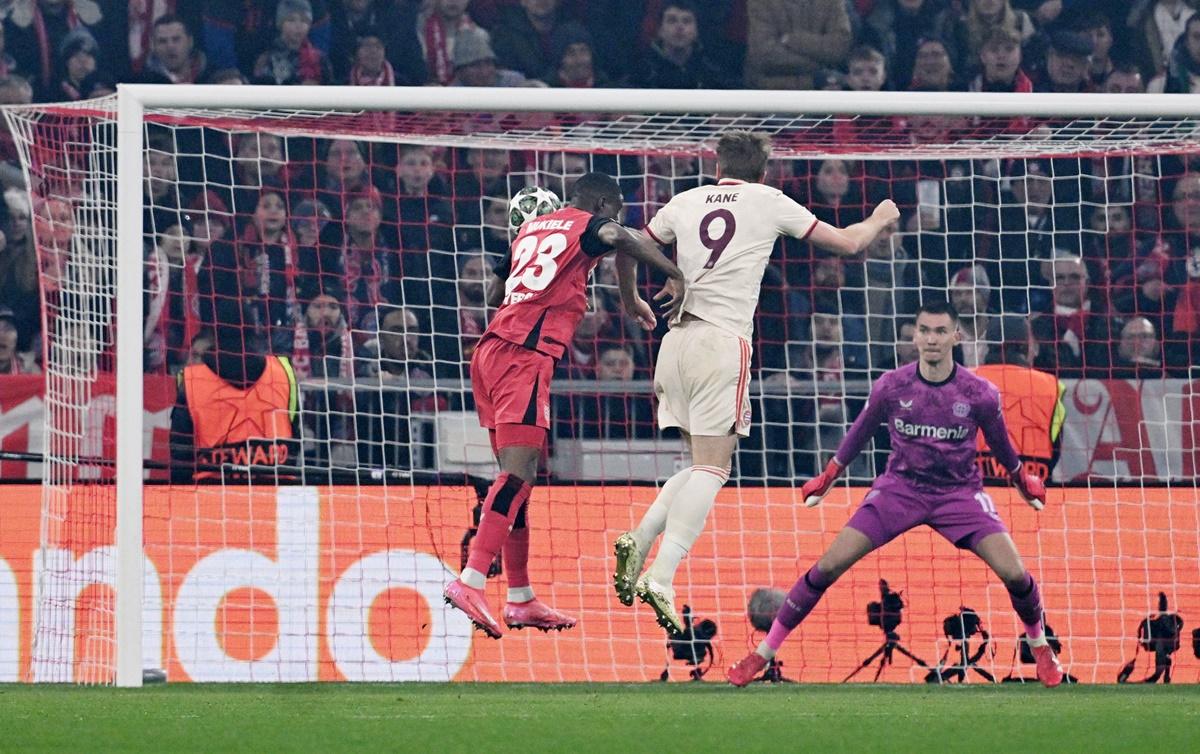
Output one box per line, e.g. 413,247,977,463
445,172,685,638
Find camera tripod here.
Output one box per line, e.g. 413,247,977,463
927,634,994,683
844,629,931,682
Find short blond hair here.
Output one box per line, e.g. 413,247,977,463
716,130,771,182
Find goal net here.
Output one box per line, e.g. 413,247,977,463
4,88,1198,685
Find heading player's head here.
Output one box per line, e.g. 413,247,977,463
716,130,771,182
912,301,961,368
569,171,624,220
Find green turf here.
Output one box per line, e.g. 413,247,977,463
1,683,1195,753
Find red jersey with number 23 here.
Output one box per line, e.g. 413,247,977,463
487,206,616,360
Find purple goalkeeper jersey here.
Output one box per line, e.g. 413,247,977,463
834,363,1022,489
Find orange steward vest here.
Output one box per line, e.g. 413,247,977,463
973,363,1065,481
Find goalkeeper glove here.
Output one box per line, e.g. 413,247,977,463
802,460,844,508
1012,469,1046,511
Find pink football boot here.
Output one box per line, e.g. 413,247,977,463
1032,644,1064,687
727,652,768,687
444,579,502,639
503,599,578,632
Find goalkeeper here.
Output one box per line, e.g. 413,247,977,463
728,302,1064,688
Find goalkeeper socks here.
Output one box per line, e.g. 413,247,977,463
1006,572,1047,644
504,503,533,602
645,465,728,586
631,467,693,553
462,473,530,589
760,564,835,657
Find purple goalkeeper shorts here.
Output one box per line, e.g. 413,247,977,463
845,474,1009,551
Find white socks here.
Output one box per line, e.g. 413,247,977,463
631,467,693,553
507,586,535,603
645,465,729,586
460,567,486,589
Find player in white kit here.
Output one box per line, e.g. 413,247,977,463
613,131,900,634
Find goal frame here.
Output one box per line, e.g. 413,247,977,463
109,85,1200,686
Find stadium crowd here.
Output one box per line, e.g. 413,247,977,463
1,0,1199,478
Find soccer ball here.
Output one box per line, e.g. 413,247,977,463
508,186,562,230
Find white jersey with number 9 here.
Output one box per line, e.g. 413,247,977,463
645,178,818,339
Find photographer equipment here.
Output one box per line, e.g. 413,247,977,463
1117,592,1184,684
745,588,794,683
659,604,717,682
925,607,994,683
844,580,930,682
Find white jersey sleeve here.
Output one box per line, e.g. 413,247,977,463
645,180,818,339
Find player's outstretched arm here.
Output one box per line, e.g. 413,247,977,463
802,390,886,507
602,224,685,323
808,199,900,257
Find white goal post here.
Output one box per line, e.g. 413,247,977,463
16,84,1200,687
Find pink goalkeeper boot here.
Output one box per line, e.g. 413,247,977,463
503,599,577,632
1032,644,1064,687
727,652,768,687
444,579,503,639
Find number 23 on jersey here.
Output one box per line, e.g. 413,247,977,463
504,231,568,303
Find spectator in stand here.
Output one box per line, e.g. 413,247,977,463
1156,172,1200,364
416,0,477,85
0,22,25,80
1152,13,1200,92
744,0,851,90
847,219,918,370
1081,203,1137,287
55,28,99,101
6,0,110,101
206,67,248,85
557,294,613,380
543,24,608,87
121,2,205,79
846,45,887,91
293,279,352,380
963,0,1034,66
805,158,865,228
311,138,371,220
238,188,304,352
204,0,331,75
428,252,492,372
1128,0,1198,82
1112,255,1179,348
994,159,1076,313
452,148,510,228
864,0,962,90
1112,316,1166,377
569,344,655,440
290,197,332,248
140,15,209,85
232,132,291,218
252,0,333,85
539,151,588,202
327,187,403,334
1032,255,1113,376
144,214,238,374
969,27,1032,92
187,330,214,366
1103,62,1146,92
894,321,919,366
1033,28,1094,93
450,26,529,86
908,36,959,90
0,189,38,349
809,260,869,374
395,143,455,253
454,192,512,256
1081,14,1116,87
343,28,393,87
638,0,732,89
490,0,585,80
145,130,183,216
329,0,424,86
0,305,37,374
950,264,998,368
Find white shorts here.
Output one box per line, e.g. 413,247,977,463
653,316,752,438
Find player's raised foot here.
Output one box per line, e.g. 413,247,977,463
1032,644,1064,687
612,532,645,606
503,599,578,632
444,579,502,639
727,651,768,687
634,575,684,635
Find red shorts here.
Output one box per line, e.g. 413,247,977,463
470,335,553,447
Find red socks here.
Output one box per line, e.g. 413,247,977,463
466,473,531,576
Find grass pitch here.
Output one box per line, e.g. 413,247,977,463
1,683,1195,753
